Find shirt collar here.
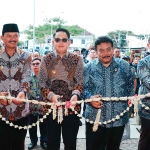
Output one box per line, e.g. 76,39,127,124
31,72,37,77
54,50,69,58
0,47,22,55
95,57,118,68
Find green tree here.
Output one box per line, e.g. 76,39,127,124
23,17,85,47
65,25,85,36
18,41,25,48
23,24,50,44
44,17,66,29
107,30,135,48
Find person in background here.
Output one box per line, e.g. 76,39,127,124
143,37,150,57
122,56,137,118
28,58,47,150
82,36,134,150
122,56,137,93
44,50,51,55
132,56,141,95
87,48,97,61
33,50,40,58
136,37,150,134
38,28,84,150
114,47,121,58
82,48,97,117
0,23,31,150
137,54,150,150
133,56,141,65
81,48,89,64
73,49,81,55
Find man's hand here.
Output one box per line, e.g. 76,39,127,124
12,92,25,105
90,95,103,109
51,94,61,103
0,92,7,105
70,95,78,107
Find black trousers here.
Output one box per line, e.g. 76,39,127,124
0,117,27,150
47,114,79,150
86,122,125,150
28,114,47,144
138,117,150,150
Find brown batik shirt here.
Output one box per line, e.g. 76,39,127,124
0,47,32,121
38,51,84,104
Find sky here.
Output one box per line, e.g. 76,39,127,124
0,0,150,40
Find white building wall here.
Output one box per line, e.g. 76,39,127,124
69,35,94,51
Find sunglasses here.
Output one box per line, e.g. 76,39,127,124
54,38,69,43
32,62,40,66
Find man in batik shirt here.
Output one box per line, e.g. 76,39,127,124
0,23,31,150
38,28,84,150
28,58,47,150
137,55,150,150
83,36,134,150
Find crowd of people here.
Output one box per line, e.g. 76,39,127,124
0,23,150,150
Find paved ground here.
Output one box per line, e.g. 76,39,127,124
25,138,139,150
25,138,86,150
25,116,140,150
120,139,139,150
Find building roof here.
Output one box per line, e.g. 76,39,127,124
79,26,95,36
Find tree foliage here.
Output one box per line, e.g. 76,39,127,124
107,30,150,48
23,17,84,45
18,41,24,47
65,25,84,36
107,30,135,48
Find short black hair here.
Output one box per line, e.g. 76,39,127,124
122,56,130,60
114,47,120,49
34,50,40,53
32,58,41,62
81,48,87,54
44,50,55,57
44,50,51,55
73,49,80,52
95,36,113,50
134,55,141,59
53,28,70,39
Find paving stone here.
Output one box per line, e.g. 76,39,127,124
25,138,139,150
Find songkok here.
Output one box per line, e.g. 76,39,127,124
2,23,19,35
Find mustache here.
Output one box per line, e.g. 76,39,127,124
102,56,110,58
9,41,17,42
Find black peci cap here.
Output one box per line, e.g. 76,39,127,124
2,23,19,35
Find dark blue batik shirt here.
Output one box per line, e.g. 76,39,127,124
82,57,134,128
137,55,150,120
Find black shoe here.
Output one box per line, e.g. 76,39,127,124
28,143,37,150
40,142,47,150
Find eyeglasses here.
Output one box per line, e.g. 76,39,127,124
32,62,40,66
54,38,68,43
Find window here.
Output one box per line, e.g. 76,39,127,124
81,39,85,44
45,47,49,50
47,39,51,43
36,46,40,50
